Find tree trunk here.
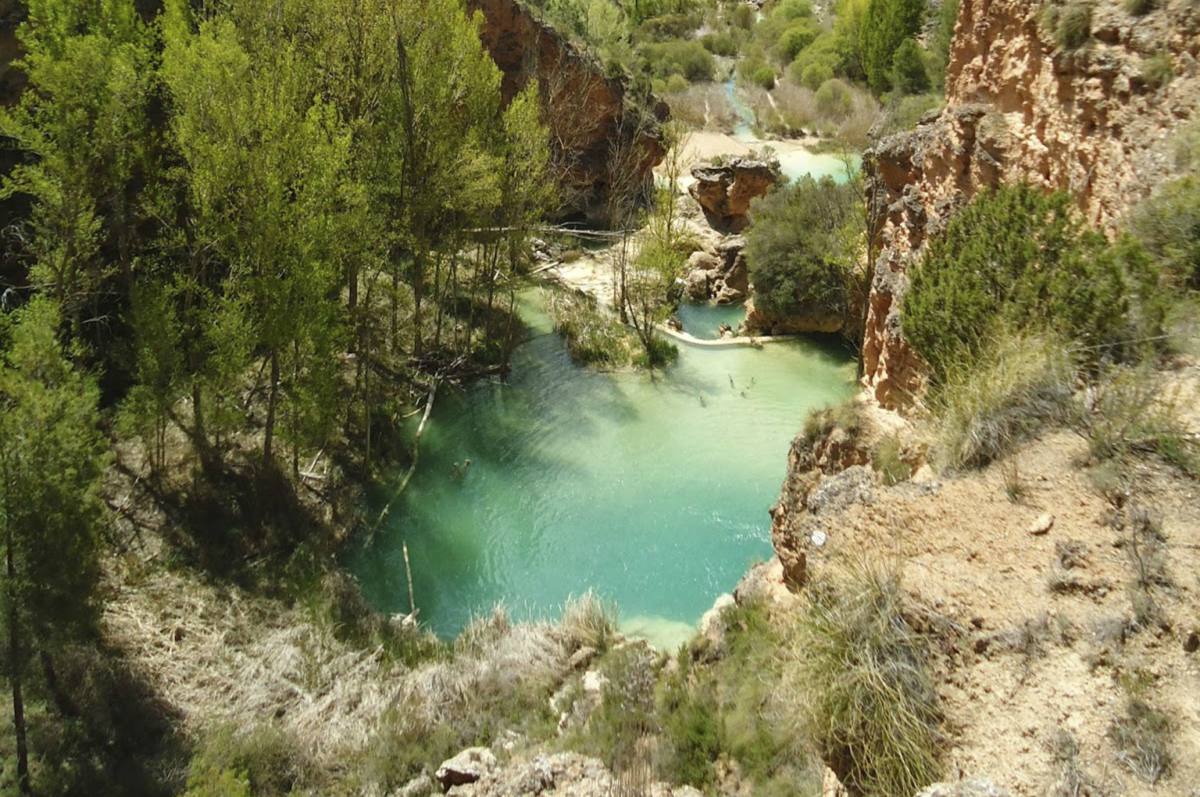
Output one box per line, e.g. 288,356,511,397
7,529,31,796
263,350,280,470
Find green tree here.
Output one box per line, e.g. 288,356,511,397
859,0,925,93
162,2,351,470
890,38,929,95
0,298,108,795
0,0,157,344
744,175,863,330
121,280,183,476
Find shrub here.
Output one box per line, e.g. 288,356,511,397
796,60,834,90
560,591,618,651
790,564,941,797
744,175,861,321
1084,366,1199,477
700,30,739,57
186,725,307,797
814,77,854,118
775,0,815,20
664,73,689,94
776,20,821,64
930,330,1077,470
877,92,942,136
751,65,777,90
658,658,723,787
640,40,715,82
903,185,1164,384
890,38,929,95
1124,0,1156,14
788,32,840,87
1130,176,1200,289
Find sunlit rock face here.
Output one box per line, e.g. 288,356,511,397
688,156,781,233
469,0,668,224
861,0,1200,410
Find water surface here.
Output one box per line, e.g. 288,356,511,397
349,291,855,647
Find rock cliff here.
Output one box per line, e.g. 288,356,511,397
687,156,781,232
468,0,668,224
861,0,1200,409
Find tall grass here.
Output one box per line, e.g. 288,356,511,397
788,564,941,797
1085,366,1199,477
931,330,1077,470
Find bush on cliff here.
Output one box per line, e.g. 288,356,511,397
902,185,1164,385
1131,176,1200,290
745,174,862,323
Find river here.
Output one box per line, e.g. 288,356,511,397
348,293,855,649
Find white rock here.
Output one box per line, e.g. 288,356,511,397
435,747,497,790
1028,513,1055,535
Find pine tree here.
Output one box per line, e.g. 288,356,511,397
0,298,108,795
859,0,926,93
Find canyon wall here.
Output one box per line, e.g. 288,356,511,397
468,0,667,224
862,0,1200,408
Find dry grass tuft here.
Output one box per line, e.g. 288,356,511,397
787,563,941,797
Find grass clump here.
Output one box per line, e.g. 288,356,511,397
1084,366,1199,477
790,564,941,797
930,330,1077,470
547,290,639,368
1130,176,1200,290
801,399,865,449
1123,0,1156,14
560,591,618,652
1140,52,1174,90
1109,674,1172,784
872,434,911,485
1043,2,1092,49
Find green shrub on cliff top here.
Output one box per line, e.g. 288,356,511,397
902,185,1164,385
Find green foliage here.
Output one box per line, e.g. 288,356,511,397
878,92,942,136
801,399,865,448
788,32,840,89
640,39,715,82
791,565,941,797
185,724,307,797
548,290,640,368
903,185,1165,384
700,29,739,56
744,174,862,321
930,330,1078,470
776,19,822,64
1131,176,1200,289
859,0,926,93
1124,0,1156,13
890,38,929,95
658,657,723,787
927,0,959,90
751,64,777,90
815,77,855,118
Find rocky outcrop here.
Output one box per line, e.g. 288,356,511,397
861,0,1200,409
681,235,750,305
744,296,845,335
469,0,667,224
688,156,781,232
437,747,498,790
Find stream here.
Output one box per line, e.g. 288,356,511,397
349,292,855,649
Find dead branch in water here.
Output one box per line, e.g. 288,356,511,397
370,379,439,537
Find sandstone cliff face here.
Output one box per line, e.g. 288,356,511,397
862,0,1200,408
468,0,667,224
688,156,781,233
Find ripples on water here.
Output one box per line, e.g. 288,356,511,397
348,295,856,647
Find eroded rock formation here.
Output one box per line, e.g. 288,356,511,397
688,156,781,233
469,0,668,223
862,0,1200,409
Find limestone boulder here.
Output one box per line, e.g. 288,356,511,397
688,157,781,232
436,747,497,790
